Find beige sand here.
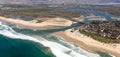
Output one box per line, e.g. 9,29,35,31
54,29,120,57
1,16,120,56
40,17,72,26
0,16,72,30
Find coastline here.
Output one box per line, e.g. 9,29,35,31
53,29,120,57
1,16,120,57
0,16,72,30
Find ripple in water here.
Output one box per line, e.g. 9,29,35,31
0,21,114,57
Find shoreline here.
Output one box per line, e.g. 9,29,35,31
1,16,120,57
53,29,120,57
0,16,72,30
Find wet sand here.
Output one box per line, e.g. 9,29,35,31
1,16,120,57
0,16,72,30
54,29,120,57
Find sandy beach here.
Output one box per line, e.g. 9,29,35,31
1,16,120,57
54,29,120,57
0,16,72,30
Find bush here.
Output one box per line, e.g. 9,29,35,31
80,30,120,43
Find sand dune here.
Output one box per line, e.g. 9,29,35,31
1,16,120,56
54,29,120,57
0,16,72,30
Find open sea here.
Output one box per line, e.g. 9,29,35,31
0,21,115,57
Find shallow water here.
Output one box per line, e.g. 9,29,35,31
0,21,114,57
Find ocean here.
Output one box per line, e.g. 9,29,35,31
0,21,114,57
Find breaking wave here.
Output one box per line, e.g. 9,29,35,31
0,22,113,57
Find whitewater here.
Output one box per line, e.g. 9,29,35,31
0,21,112,57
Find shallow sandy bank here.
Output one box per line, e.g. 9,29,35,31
0,16,72,30
54,29,120,57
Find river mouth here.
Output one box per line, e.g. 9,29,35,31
1,5,120,57
0,21,115,57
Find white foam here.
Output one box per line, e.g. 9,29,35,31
0,22,102,57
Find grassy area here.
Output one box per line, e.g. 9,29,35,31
80,30,120,43
0,7,81,19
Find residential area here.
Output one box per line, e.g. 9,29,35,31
79,21,120,39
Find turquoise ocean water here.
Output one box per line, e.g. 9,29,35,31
0,21,114,57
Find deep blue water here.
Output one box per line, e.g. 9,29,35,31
0,6,117,57
0,34,55,57
0,20,114,57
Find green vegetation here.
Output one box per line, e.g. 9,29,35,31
79,30,120,43
0,7,81,19
2,4,31,8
